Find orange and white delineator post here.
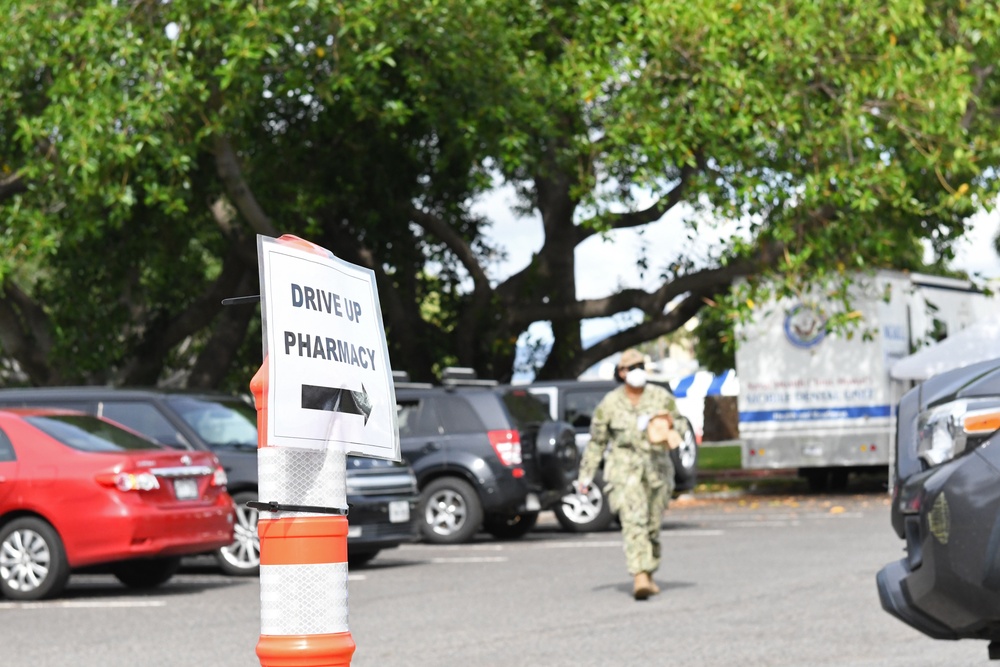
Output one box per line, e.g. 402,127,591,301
251,360,356,667
251,233,357,667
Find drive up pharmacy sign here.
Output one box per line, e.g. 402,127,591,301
257,234,400,461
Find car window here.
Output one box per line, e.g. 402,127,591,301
168,397,258,448
499,388,549,429
0,429,15,461
25,414,164,452
397,398,442,437
565,389,608,430
101,401,191,449
436,396,485,433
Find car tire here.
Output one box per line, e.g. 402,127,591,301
0,517,70,601
111,556,182,589
418,476,484,545
671,417,699,492
348,550,380,568
483,512,539,540
554,475,615,533
215,490,260,577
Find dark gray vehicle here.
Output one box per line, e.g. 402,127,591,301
0,387,419,573
395,378,578,544
876,358,1000,659
523,379,699,532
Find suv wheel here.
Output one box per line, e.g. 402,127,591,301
554,475,615,533
483,512,538,540
216,490,261,576
418,477,484,544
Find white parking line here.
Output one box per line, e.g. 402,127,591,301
430,556,509,564
727,520,802,528
532,530,724,549
674,511,863,522
0,599,167,610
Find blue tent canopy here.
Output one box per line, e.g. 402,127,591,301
669,370,738,398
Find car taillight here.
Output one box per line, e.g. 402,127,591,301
212,466,228,487
96,471,160,492
897,483,922,515
488,430,522,466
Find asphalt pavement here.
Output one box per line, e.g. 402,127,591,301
2,478,991,667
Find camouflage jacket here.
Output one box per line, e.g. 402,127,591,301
578,383,678,487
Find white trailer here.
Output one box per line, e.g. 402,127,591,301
735,270,994,490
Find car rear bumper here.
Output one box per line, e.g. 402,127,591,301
71,495,235,566
877,450,1000,642
479,471,533,514
876,559,958,640
347,494,419,552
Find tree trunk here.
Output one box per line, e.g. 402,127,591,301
188,268,259,389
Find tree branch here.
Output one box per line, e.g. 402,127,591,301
213,134,278,238
187,266,259,388
119,241,257,384
574,163,697,245
408,205,491,290
0,171,27,204
0,280,59,385
566,292,710,377
513,257,759,324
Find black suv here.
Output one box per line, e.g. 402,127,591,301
0,387,420,572
524,379,699,533
395,372,578,544
877,358,1000,659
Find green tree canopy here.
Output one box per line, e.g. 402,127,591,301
1,0,998,387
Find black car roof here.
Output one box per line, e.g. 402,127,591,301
0,386,248,402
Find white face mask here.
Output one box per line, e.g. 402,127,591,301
625,368,648,389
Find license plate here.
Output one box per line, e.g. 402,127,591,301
173,478,199,500
388,500,410,523
347,525,362,538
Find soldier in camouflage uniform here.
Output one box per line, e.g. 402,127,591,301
577,348,678,600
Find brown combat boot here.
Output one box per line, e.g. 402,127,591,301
649,576,660,595
633,572,654,600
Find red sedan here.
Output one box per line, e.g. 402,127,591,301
0,408,234,600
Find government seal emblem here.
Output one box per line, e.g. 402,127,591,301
784,304,826,348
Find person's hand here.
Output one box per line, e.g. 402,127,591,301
575,479,591,495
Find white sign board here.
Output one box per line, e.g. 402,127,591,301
258,235,400,461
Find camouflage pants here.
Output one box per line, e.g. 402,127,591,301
606,451,674,576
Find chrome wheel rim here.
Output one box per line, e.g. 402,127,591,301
425,489,468,536
559,487,603,524
678,429,697,470
219,503,260,570
0,528,51,593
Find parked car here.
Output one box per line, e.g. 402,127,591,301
876,358,1000,659
0,408,234,600
0,387,419,573
523,379,699,532
395,371,578,544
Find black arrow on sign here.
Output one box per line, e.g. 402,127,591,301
301,384,373,425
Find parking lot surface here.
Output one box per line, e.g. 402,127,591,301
1,490,991,667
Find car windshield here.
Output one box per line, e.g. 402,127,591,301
26,414,164,452
169,396,258,448
500,388,550,429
